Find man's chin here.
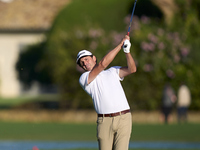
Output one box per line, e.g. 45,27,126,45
84,67,90,71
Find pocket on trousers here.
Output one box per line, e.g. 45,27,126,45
121,112,131,121
96,117,104,124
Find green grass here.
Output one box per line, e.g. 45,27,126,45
0,122,199,142
0,122,96,141
0,122,199,150
131,123,200,142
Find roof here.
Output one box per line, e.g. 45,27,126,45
0,0,70,31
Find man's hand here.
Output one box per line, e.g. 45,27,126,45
123,39,131,53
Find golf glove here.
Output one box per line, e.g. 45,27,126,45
123,39,131,53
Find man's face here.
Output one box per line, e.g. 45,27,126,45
79,55,96,71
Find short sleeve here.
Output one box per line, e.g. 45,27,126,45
109,66,124,81
79,71,90,89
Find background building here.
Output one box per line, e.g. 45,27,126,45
0,0,70,97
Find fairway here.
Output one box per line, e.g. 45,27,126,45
0,121,200,150
0,122,199,141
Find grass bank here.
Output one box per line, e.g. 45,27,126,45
0,110,199,124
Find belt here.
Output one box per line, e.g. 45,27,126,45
98,109,130,117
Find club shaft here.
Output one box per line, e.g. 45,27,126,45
127,0,137,36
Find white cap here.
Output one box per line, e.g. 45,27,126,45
76,50,93,64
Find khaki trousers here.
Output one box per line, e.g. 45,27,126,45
96,112,132,150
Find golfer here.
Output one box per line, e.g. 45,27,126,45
76,35,136,150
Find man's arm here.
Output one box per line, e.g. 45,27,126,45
119,39,137,78
119,53,137,78
87,36,129,84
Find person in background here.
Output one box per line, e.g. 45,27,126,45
177,83,191,123
161,83,177,124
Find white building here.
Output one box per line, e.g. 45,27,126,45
0,0,70,98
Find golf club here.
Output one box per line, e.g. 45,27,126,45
127,0,137,36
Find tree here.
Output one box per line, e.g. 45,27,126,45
16,0,200,110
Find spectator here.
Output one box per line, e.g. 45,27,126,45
177,83,191,123
161,83,176,124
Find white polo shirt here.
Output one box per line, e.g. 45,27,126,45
79,66,130,114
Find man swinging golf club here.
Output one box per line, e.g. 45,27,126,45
76,34,136,150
